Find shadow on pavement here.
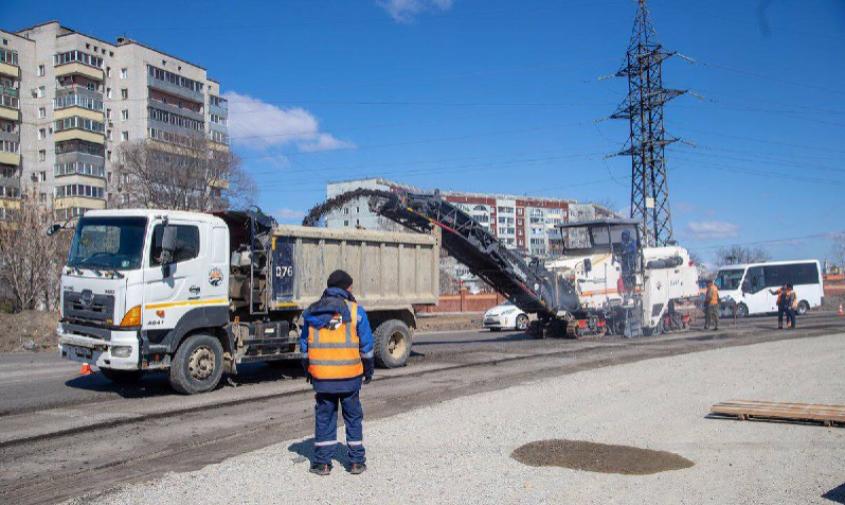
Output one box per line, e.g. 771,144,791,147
413,330,533,346
822,482,845,504
288,438,353,469
64,361,308,397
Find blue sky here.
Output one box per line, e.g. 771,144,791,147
7,0,845,264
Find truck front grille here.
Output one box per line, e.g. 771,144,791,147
63,290,116,324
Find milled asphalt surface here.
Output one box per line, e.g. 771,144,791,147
79,333,845,505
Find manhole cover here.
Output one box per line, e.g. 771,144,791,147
511,439,694,475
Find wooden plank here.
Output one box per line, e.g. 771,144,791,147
711,400,845,426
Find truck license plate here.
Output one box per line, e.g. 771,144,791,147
65,345,95,363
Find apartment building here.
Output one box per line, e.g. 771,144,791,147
0,21,229,220
325,178,615,257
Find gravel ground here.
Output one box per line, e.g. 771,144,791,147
79,333,845,505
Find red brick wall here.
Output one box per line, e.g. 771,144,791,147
417,291,504,313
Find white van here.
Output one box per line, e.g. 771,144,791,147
714,260,824,317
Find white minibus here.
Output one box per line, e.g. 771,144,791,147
714,260,824,317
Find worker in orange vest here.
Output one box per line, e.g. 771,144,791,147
704,279,720,330
785,283,798,329
769,284,788,329
300,270,375,476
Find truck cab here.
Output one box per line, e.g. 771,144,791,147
58,210,230,388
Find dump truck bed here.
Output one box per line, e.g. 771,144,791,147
269,225,439,311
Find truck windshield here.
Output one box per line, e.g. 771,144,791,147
715,269,744,290
68,216,148,270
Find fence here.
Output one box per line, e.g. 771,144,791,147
417,290,504,313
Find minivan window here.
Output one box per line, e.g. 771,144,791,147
715,269,743,290
745,266,765,293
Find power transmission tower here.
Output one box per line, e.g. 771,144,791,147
611,0,685,247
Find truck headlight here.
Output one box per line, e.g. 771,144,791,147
111,346,132,358
120,306,141,327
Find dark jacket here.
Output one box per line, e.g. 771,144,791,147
299,287,375,393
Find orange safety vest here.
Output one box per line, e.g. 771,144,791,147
307,301,364,380
706,285,720,305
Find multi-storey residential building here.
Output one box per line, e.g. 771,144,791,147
0,21,229,220
325,178,615,257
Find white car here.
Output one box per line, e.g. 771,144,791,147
483,302,529,331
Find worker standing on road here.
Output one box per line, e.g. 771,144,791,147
785,283,798,329
704,279,720,331
770,284,788,329
300,269,375,476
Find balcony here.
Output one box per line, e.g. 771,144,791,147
54,129,105,145
0,131,19,143
209,101,228,119
150,99,204,123
0,151,20,166
147,74,203,104
55,152,105,179
0,62,19,79
55,63,104,81
54,106,104,122
53,196,106,210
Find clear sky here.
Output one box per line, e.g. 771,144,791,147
6,0,845,265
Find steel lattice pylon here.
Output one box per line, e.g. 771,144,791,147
611,0,685,247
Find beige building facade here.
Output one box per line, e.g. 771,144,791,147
0,21,228,220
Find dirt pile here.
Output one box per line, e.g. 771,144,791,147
511,439,694,475
0,310,60,352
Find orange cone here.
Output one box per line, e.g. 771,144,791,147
839,304,844,317
79,363,93,376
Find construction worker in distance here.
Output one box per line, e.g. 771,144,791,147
703,278,720,331
769,284,788,329
300,269,375,476
785,283,798,329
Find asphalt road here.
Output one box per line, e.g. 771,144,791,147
0,312,843,504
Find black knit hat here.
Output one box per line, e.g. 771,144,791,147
327,269,353,290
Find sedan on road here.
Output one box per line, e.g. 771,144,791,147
483,301,529,331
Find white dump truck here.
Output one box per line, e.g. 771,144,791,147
54,209,439,394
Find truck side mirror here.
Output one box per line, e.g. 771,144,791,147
583,258,592,273
46,223,62,236
160,225,177,266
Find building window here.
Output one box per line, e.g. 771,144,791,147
53,50,103,68
54,116,105,133
0,48,19,66
37,64,45,76
38,128,46,139
120,68,128,79
106,88,112,99
106,108,111,119
39,170,47,181
147,65,204,93
54,93,104,112
39,192,47,203
38,150,46,162
121,109,128,121
120,88,128,100
38,107,46,118
121,131,128,141
106,67,111,78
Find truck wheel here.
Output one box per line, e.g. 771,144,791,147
736,303,749,318
515,314,529,331
374,320,412,368
100,368,143,385
797,301,809,315
169,333,224,395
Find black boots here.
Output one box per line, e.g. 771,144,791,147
309,463,332,476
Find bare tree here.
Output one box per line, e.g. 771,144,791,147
831,232,845,271
715,245,771,266
114,135,256,212
0,193,71,312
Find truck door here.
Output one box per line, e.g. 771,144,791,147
142,220,207,330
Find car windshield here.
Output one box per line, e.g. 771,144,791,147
715,269,744,290
68,216,148,270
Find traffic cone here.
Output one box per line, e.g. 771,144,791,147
79,363,93,376
838,304,844,317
